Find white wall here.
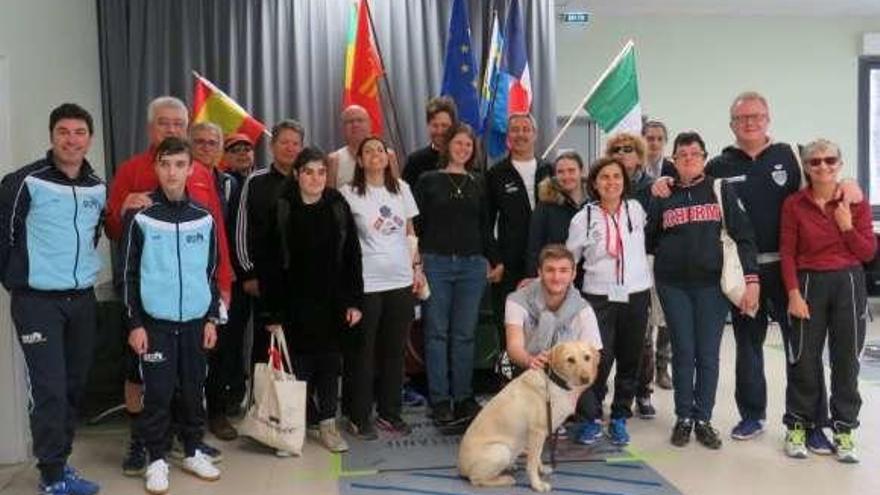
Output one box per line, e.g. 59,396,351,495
556,15,880,176
0,0,103,463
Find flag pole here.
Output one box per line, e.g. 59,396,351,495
363,0,408,158
540,40,635,160
191,70,272,139
481,8,506,168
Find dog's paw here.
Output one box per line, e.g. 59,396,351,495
539,464,553,475
531,480,552,492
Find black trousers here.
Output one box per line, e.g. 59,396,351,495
345,287,414,425
783,268,866,432
12,290,97,484
140,319,207,461
206,280,251,417
293,352,342,425
731,261,829,424
581,290,650,420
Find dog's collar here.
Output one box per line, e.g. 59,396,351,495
544,366,571,391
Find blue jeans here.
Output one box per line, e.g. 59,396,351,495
422,254,487,403
656,284,729,422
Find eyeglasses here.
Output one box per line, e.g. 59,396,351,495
807,156,840,167
610,145,635,154
193,138,220,148
731,113,768,124
674,151,706,160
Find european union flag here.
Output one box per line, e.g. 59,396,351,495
441,0,481,132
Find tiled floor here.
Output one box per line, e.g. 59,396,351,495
2,319,879,495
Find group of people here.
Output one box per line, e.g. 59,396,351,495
1,88,873,495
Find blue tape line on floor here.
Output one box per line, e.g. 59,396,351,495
553,470,663,486
349,483,469,495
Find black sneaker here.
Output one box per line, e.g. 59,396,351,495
376,416,412,436
694,421,722,449
122,440,147,476
431,401,455,425
348,419,379,441
635,396,656,419
454,397,482,422
671,419,693,447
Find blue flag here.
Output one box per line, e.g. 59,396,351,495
441,0,481,132
487,0,531,159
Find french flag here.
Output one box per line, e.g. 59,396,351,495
487,0,531,159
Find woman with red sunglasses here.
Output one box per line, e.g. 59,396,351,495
779,139,876,463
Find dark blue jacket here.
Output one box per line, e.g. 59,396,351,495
706,143,803,255
0,152,106,292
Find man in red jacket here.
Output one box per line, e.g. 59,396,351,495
108,96,231,476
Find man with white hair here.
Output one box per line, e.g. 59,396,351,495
107,96,232,475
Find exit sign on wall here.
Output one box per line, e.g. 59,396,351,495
560,12,590,24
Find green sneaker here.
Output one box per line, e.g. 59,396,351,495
833,431,859,463
784,425,808,459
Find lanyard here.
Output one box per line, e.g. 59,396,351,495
602,206,626,285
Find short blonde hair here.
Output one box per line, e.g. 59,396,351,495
801,138,841,162
604,132,646,163
729,91,769,118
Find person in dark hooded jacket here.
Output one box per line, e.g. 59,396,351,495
525,151,588,278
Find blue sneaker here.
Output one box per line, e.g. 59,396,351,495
607,418,630,446
40,481,74,495
575,420,604,445
806,428,834,455
730,419,764,440
402,385,427,408
62,466,100,495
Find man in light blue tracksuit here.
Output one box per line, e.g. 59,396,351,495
122,137,221,494
0,103,105,495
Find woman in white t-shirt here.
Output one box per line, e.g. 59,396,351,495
340,136,424,439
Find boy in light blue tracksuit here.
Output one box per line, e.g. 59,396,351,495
122,137,221,493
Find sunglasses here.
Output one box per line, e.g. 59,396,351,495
227,144,253,153
807,156,839,167
610,145,635,154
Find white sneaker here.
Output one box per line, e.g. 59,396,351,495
182,450,221,481
274,449,294,457
318,419,349,453
144,459,170,495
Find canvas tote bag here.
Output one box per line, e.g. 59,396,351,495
713,179,747,307
239,330,307,455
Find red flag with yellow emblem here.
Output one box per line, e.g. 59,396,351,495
343,0,384,134
191,73,266,145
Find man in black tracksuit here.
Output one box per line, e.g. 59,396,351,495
234,120,304,366
485,113,552,354
0,104,104,495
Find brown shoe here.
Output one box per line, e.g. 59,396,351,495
656,368,673,390
209,416,238,441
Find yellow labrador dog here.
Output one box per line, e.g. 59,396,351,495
458,341,599,492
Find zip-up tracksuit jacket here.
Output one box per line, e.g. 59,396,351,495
0,152,106,483
121,189,220,460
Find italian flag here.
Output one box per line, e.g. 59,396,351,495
583,41,641,135
191,73,266,144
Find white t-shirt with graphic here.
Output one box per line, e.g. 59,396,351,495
512,158,538,209
341,179,419,293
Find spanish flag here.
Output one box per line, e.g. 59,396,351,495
343,0,384,134
191,73,266,145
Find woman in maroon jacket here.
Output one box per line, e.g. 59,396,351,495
779,138,876,463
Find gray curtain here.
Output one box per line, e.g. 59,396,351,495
97,0,556,174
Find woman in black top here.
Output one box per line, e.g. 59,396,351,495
262,147,363,454
414,124,500,425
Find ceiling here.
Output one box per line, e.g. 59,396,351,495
554,0,880,17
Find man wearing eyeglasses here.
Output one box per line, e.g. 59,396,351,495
702,91,861,451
